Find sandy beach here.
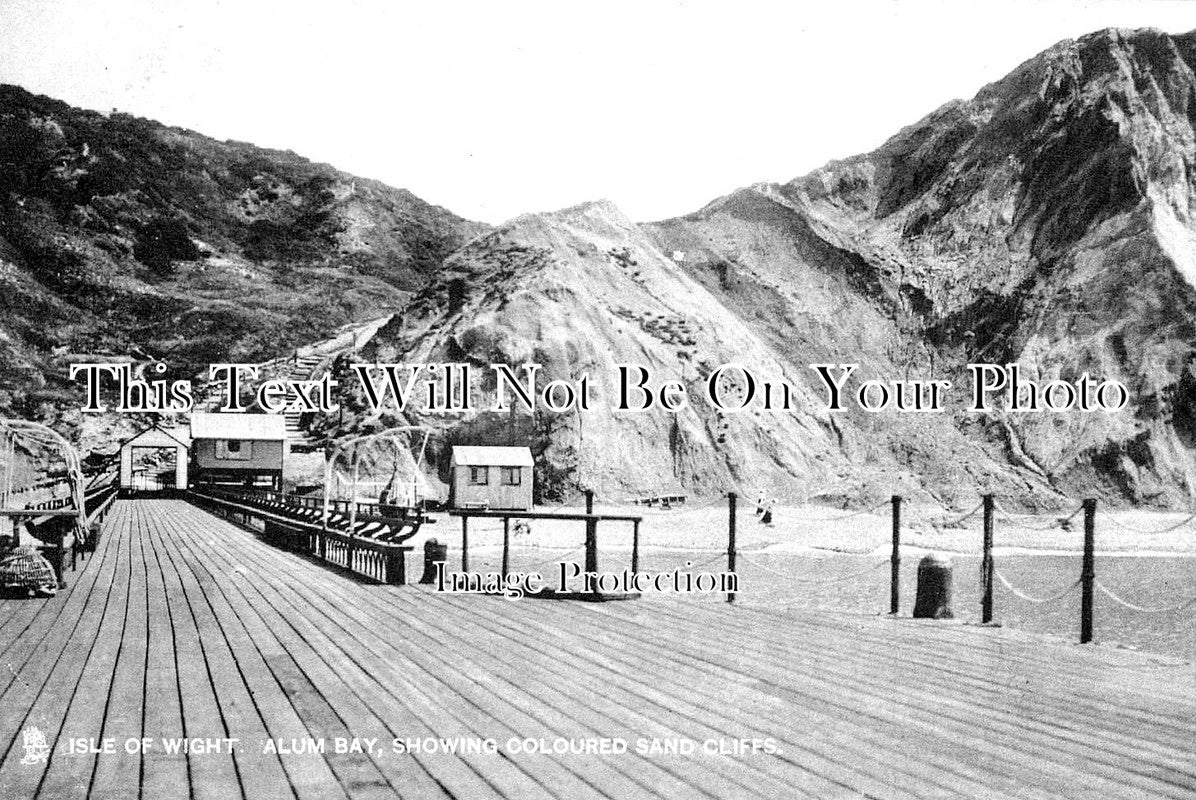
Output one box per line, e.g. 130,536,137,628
413,501,1196,662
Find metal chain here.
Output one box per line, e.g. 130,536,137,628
1095,580,1196,614
792,499,891,523
1103,514,1196,536
990,501,1086,532
936,502,984,528
993,566,1080,604
735,552,889,584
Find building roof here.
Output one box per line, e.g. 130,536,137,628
119,424,191,451
451,446,534,467
190,412,288,441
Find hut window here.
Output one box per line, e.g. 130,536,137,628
500,466,521,486
216,439,252,460
468,466,489,485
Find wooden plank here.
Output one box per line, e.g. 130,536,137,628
159,504,564,798
154,501,438,800
402,592,944,799
37,499,135,799
535,600,1084,797
155,502,525,800
148,504,244,800
142,501,346,800
0,502,125,798
87,505,149,799
578,598,1193,798
186,499,841,798
137,500,190,800
208,513,784,799
358,580,810,798
183,508,699,800
144,502,296,800
692,602,1196,752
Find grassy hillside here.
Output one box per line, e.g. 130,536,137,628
0,84,487,426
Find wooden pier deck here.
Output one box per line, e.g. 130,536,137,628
0,499,1194,799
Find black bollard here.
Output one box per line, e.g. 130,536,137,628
913,553,954,619
419,538,448,584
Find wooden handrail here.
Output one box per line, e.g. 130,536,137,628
196,486,428,532
448,509,643,523
187,488,415,585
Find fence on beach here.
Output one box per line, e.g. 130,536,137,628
469,488,1196,645
713,492,1196,645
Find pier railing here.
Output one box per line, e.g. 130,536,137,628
187,486,420,585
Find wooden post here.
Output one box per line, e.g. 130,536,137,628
584,519,598,575
584,488,597,576
890,495,901,614
1080,498,1097,644
981,494,995,623
384,548,404,585
631,520,640,574
727,492,737,604
50,521,67,589
461,515,469,572
349,450,360,537
501,516,510,581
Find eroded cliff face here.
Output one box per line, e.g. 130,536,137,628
653,27,1196,506
360,27,1196,507
347,201,860,502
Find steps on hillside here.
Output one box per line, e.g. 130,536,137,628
188,314,392,454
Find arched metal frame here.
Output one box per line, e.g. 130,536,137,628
322,426,431,535
0,418,88,539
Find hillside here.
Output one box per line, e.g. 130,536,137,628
654,27,1196,506
4,27,1196,507
360,26,1196,507
0,84,486,426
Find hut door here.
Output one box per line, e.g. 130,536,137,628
129,446,178,492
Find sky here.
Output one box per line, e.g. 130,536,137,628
0,0,1193,224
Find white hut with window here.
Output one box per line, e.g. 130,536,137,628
449,446,533,511
190,412,287,489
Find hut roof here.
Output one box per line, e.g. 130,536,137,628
190,413,287,441
450,446,533,467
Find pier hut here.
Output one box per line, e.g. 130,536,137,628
449,445,533,511
117,424,190,494
190,412,287,489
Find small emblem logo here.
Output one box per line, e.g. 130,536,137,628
20,726,51,766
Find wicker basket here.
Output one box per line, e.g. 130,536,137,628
0,546,58,596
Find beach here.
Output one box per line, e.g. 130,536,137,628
416,502,1196,662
